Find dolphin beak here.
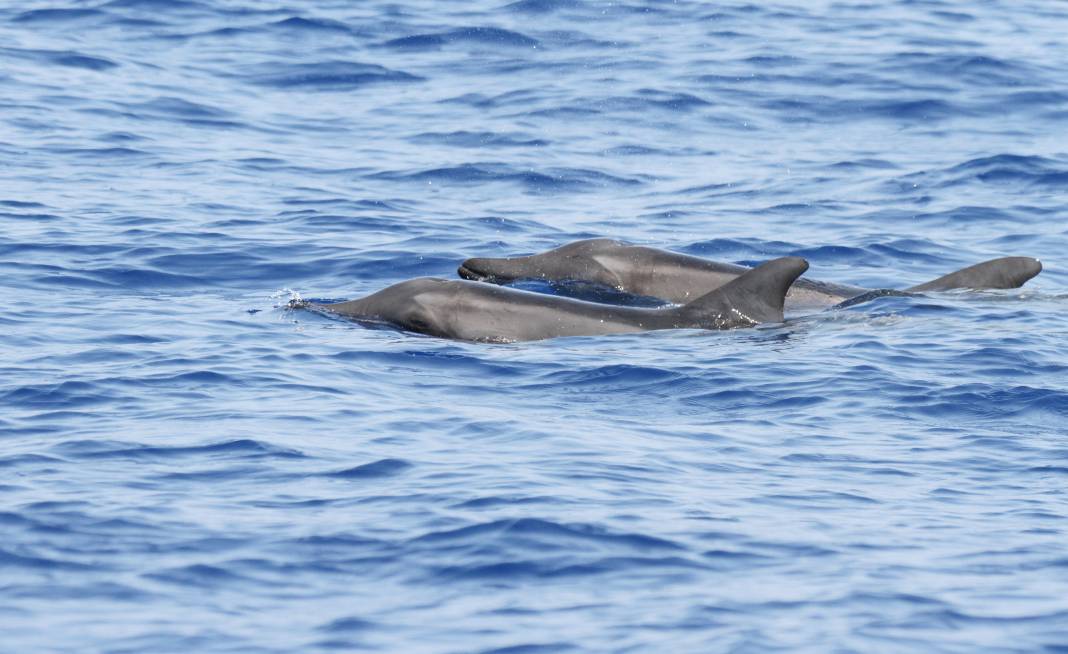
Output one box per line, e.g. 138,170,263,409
458,260,489,281
1025,257,1042,280
1008,256,1043,287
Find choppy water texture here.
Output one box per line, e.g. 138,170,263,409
3,1,1068,651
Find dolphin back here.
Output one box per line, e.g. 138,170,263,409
907,257,1042,292
680,256,809,327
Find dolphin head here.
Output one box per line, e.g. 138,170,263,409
1002,256,1043,288
908,256,1043,292
341,278,457,336
459,238,627,284
457,255,533,282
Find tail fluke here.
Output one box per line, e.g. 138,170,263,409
907,257,1042,292
681,256,809,326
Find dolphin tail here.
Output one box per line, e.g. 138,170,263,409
907,257,1042,292
681,256,809,326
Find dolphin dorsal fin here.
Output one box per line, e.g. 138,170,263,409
907,257,1042,292
682,256,809,326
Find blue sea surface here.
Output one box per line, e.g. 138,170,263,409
3,1,1068,651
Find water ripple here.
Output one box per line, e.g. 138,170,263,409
382,27,540,51
2,0,1067,651
241,61,423,90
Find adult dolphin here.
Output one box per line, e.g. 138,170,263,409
458,238,1042,309
308,256,808,342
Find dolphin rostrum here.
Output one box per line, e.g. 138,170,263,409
310,256,809,342
458,239,1042,309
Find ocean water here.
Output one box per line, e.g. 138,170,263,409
3,0,1068,651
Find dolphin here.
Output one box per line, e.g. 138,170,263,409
458,238,1042,309
309,256,809,342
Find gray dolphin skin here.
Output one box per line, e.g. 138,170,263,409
314,256,809,342
458,238,1042,309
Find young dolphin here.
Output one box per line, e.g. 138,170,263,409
311,256,809,342
458,238,1042,309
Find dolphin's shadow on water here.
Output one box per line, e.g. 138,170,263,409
508,279,669,308
501,279,907,311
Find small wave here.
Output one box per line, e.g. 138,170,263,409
327,349,522,381
931,10,975,23
317,616,378,633
123,96,233,120
995,90,1068,109
146,563,262,588
530,364,682,392
681,237,781,259
604,144,666,156
326,458,413,479
371,163,643,191
881,52,1036,86
0,47,118,71
62,438,304,461
0,200,48,209
434,555,702,580
3,381,116,409
81,265,205,288
948,155,1068,187
681,387,792,413
591,90,711,113
268,16,355,34
864,246,940,270
0,454,65,469
102,0,208,11
451,495,556,509
503,0,581,14
96,333,167,345
83,101,245,129
50,53,119,71
440,89,544,109
381,27,539,51
242,61,423,90
145,250,272,280
756,491,880,507
0,549,96,571
826,158,899,171
793,244,870,262
902,384,1068,421
1028,466,1068,476
13,8,108,23
380,34,448,51
891,154,1068,193
699,551,778,575
841,97,964,121
44,146,148,158
408,131,549,148
156,466,267,482
96,131,148,143
413,518,683,551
